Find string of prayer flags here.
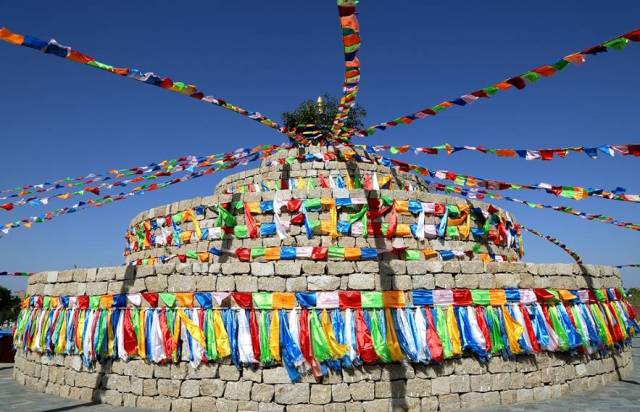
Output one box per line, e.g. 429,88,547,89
0,271,33,276
14,288,638,379
0,145,287,238
520,225,583,264
352,28,640,138
355,143,640,161
0,144,288,201
331,0,362,136
0,144,290,213
423,167,639,204
421,179,640,232
128,244,517,267
615,264,640,269
0,27,288,136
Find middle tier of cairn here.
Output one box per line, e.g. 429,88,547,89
124,146,522,266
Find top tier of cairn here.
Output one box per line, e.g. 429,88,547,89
124,145,522,266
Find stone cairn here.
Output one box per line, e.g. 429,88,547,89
13,145,633,411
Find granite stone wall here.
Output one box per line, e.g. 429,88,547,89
14,262,631,411
124,145,521,265
25,262,623,297
13,340,633,411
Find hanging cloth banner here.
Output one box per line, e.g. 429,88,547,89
331,0,362,137
0,27,294,137
350,28,640,138
520,225,583,264
354,142,640,162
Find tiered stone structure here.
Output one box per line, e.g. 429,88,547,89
13,146,634,411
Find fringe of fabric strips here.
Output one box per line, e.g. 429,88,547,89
14,288,638,382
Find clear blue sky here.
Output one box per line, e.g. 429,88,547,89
1,1,639,292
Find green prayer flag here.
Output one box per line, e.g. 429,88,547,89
552,59,570,71
361,292,383,309
328,246,345,259
205,310,218,360
216,205,237,227
303,198,322,211
483,86,499,95
89,296,101,310
471,290,490,306
186,250,198,259
404,250,422,261
252,292,273,310
251,248,266,259
369,310,391,362
522,71,541,82
603,38,629,50
160,293,177,308
446,226,460,239
234,225,248,239
308,219,321,233
310,310,333,362
435,306,452,358
446,205,459,216
172,212,183,225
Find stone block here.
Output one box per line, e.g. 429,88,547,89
434,273,455,289
380,364,415,380
224,381,252,401
421,396,439,411
308,275,341,291
347,273,375,290
123,360,154,378
275,261,301,276
263,368,293,384
258,276,285,291
168,274,195,292
235,275,258,292
251,383,274,402
380,260,406,275
431,376,450,395
327,262,355,275
332,383,351,402
355,261,379,273
157,379,181,397
449,375,470,393
437,393,460,411
200,379,226,397
274,383,310,404
310,384,332,404
219,365,241,381
222,262,250,275
349,381,375,401
251,262,275,276
172,399,192,412
406,378,431,397
143,379,158,396
302,262,327,275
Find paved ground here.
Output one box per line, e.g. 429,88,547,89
477,337,640,412
1,339,639,411
0,364,143,412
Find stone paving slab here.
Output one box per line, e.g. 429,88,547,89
0,364,148,412
475,337,640,411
